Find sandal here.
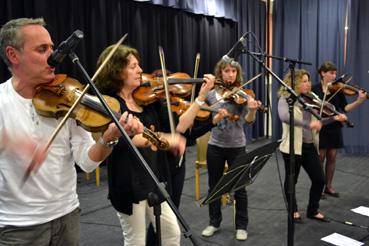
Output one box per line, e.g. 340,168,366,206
307,212,330,222
324,188,340,198
293,212,302,223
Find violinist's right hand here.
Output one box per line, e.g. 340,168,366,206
213,108,229,125
165,133,186,156
309,120,322,131
4,134,48,171
333,113,347,122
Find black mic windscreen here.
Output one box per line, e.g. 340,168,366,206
222,33,248,63
47,30,84,67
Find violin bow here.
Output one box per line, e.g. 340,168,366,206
190,53,201,103
158,46,184,166
319,80,341,116
210,73,262,109
158,46,176,135
320,74,354,115
21,34,128,186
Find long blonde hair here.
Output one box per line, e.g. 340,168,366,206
278,69,311,97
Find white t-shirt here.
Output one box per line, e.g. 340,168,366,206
0,78,100,227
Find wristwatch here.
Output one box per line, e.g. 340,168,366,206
98,137,119,149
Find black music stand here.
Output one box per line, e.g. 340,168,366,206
201,141,280,206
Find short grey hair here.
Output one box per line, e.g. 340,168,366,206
0,18,46,67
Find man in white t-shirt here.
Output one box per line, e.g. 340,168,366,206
0,17,143,245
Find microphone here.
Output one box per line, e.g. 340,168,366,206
222,33,248,63
47,30,84,67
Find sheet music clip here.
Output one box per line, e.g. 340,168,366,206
201,140,281,206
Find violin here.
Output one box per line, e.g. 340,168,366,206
133,72,193,105
32,74,170,150
301,92,354,128
170,96,240,121
329,82,369,100
218,85,268,113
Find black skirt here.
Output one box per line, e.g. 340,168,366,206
319,123,344,149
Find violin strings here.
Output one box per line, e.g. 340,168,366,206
80,95,121,119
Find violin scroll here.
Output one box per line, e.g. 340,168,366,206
142,125,170,151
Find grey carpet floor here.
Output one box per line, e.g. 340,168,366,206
78,138,369,246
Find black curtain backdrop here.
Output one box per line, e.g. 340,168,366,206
343,0,369,154
0,0,267,140
272,0,348,143
0,0,237,83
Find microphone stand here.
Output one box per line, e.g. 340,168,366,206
243,50,320,246
68,52,199,246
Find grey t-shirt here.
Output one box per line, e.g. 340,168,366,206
206,90,249,148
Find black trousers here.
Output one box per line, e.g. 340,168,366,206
282,143,325,216
206,144,248,230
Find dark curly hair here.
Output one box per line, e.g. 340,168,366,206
95,44,140,96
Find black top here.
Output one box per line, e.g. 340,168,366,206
312,83,348,148
107,97,171,215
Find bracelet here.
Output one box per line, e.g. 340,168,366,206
98,137,119,149
195,97,205,106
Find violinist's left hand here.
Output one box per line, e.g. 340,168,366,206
247,97,259,111
197,74,215,101
102,111,144,141
357,90,367,104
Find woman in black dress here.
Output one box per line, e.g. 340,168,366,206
312,61,366,197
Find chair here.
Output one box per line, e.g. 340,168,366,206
85,167,100,186
195,132,229,206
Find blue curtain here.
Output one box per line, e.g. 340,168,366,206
272,0,347,141
236,0,266,140
133,0,238,21
343,0,369,154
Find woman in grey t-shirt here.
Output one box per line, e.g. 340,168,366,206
201,60,259,241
